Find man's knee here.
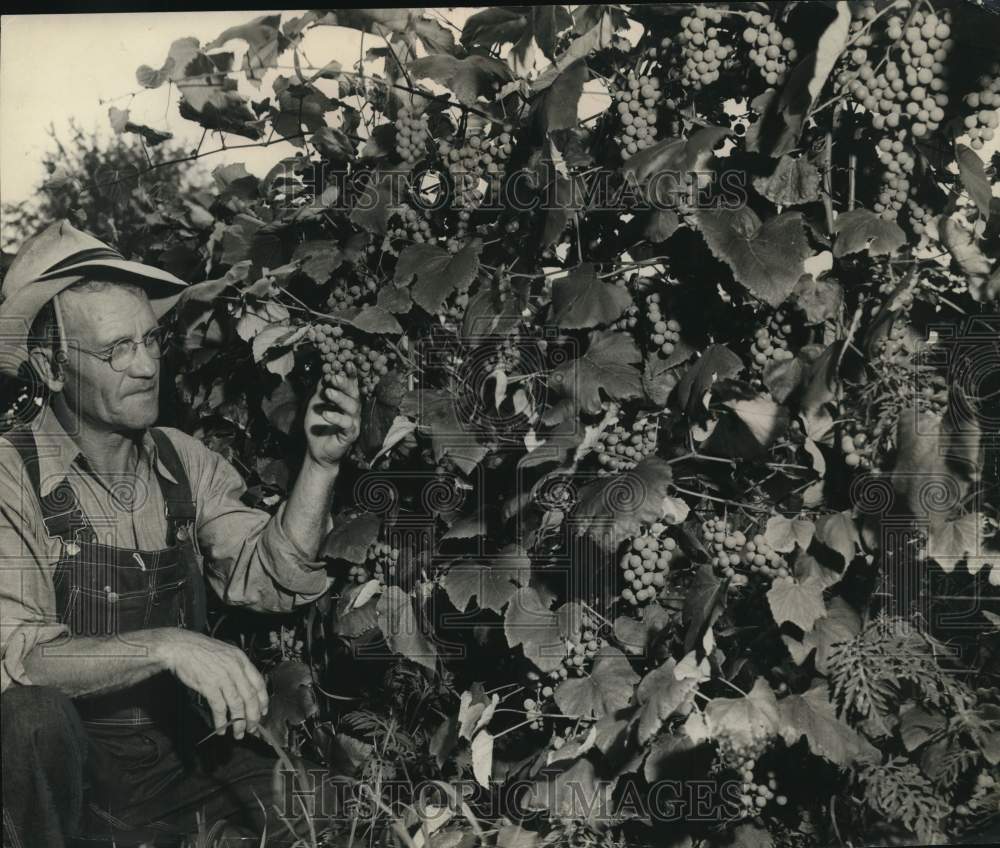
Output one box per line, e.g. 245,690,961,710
1,685,85,761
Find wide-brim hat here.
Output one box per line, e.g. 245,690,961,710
0,219,188,377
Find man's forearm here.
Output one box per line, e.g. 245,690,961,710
20,629,169,698
280,456,340,562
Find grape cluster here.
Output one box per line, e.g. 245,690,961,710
848,9,953,141
306,323,393,396
612,71,661,159
742,12,798,87
905,197,934,238
873,134,916,219
741,534,790,582
661,7,730,90
619,523,676,606
367,541,400,585
389,204,435,244
646,293,682,356
440,127,513,228
962,62,1000,150
613,301,639,332
715,738,787,818
268,626,304,661
595,415,659,476
750,327,793,368
839,422,877,470
549,623,604,681
702,519,789,585
397,105,430,165
326,277,378,312
436,287,473,326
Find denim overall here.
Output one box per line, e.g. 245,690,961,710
5,426,211,840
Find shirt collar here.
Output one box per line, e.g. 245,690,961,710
29,403,178,497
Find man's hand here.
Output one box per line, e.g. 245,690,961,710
153,629,268,740
304,371,361,469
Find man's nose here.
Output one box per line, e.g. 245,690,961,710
129,341,158,378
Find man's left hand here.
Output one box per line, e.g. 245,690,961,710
304,372,362,468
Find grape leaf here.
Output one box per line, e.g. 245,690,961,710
441,554,531,613
675,345,743,413
554,646,639,720
261,379,298,434
377,586,437,673
549,330,643,415
643,356,685,407
705,678,780,750
408,54,511,106
764,515,815,554
778,682,879,766
767,576,827,633
262,660,318,739
683,562,725,654
614,604,674,656
753,155,821,206
899,702,947,752
634,658,699,744
523,756,616,821
292,239,343,283
471,729,494,788
333,583,380,638
956,144,992,221
504,588,566,673
322,511,382,563
781,596,861,674
927,512,986,575
543,60,588,132
721,394,789,449
461,8,528,52
395,240,482,314
697,209,811,307
550,263,633,329
570,457,674,552
107,107,174,146
814,511,859,565
207,14,284,86
940,216,992,276
833,209,906,257
792,274,843,324
498,825,540,848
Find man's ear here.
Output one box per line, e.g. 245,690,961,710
28,347,66,393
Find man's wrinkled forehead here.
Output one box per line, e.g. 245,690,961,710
58,283,156,347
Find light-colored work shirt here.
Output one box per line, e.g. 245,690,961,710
0,403,332,692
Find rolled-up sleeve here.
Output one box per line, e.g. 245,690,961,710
0,456,70,693
159,428,333,612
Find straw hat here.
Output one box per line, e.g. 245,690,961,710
0,220,187,377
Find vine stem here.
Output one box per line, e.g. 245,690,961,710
671,485,770,512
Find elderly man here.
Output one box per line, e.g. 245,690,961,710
0,221,358,847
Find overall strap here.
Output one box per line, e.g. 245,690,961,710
148,427,207,633
1,427,90,542
148,428,196,543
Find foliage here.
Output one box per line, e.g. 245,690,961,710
6,3,1000,846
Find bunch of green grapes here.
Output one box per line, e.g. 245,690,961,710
750,326,794,368
435,287,473,326
839,422,877,470
742,11,798,87
612,70,662,159
739,533,790,582
962,62,1000,150
613,301,640,332
267,626,304,661
646,293,681,356
619,523,676,606
389,204,435,244
326,277,378,312
872,134,916,219
905,197,934,238
440,126,513,241
397,105,430,165
703,517,744,578
847,8,952,141
548,622,604,681
347,563,371,584
660,7,730,90
595,415,659,476
367,541,400,585
306,323,393,396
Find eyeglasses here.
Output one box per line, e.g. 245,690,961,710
73,326,172,372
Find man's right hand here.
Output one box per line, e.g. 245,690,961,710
151,629,268,740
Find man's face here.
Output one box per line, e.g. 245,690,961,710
57,285,160,432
